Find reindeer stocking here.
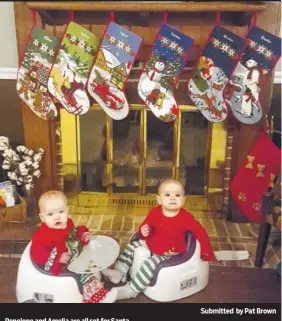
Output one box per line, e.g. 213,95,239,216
225,26,281,124
17,27,59,120
48,22,100,115
187,25,246,123
138,23,194,122
87,21,142,120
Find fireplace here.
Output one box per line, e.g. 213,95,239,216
13,2,277,220
59,101,227,210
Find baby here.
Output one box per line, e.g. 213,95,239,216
103,179,214,300
30,190,117,303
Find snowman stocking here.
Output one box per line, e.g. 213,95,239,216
48,22,100,115
225,26,281,124
17,27,59,120
188,25,246,123
138,24,194,122
87,21,142,120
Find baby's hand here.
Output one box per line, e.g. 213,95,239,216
59,252,71,264
141,224,150,237
82,232,90,243
201,252,214,261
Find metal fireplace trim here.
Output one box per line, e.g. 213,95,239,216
58,103,226,210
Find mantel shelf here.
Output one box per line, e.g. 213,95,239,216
26,1,266,12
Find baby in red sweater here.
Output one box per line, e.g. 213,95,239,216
102,179,214,300
30,190,117,303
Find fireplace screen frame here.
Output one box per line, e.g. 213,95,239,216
59,103,226,207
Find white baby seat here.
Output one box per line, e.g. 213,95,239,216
129,231,209,302
16,242,84,303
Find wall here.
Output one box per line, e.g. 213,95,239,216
0,2,18,69
0,3,23,146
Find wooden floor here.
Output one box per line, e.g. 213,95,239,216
1,258,280,303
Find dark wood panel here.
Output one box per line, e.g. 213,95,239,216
21,106,56,200
0,80,24,145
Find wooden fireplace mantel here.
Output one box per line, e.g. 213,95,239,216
26,1,266,12
14,1,281,221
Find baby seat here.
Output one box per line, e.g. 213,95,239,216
16,242,84,303
129,231,209,302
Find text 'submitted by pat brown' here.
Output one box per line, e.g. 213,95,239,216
5,317,130,321
201,308,277,316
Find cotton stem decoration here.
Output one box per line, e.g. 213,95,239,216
2,144,44,193
0,136,9,151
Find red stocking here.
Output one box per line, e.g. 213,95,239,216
230,133,281,222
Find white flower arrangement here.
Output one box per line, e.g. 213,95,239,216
0,136,9,151
1,143,44,191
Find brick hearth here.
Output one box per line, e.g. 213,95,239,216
0,207,280,269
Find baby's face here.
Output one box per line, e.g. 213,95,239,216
157,182,185,214
39,197,69,229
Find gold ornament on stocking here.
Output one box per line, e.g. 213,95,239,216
256,164,266,178
245,155,255,169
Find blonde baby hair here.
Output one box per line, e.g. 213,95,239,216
38,190,67,212
157,178,185,195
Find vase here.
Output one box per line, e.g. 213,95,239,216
22,188,39,228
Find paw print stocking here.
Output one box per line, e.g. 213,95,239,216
230,133,281,222
48,22,100,115
225,26,281,124
188,25,246,123
17,27,59,120
87,21,142,120
138,24,194,123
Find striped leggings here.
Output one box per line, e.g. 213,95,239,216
115,240,170,294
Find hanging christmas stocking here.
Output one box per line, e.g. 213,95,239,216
230,133,281,222
87,21,142,120
17,27,59,120
138,24,194,122
225,26,281,124
48,22,100,115
187,25,246,123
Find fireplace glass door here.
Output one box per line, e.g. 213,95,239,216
112,110,141,193
145,112,174,194
79,110,107,193
61,105,211,196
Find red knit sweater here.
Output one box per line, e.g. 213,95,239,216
30,218,89,275
138,206,214,261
